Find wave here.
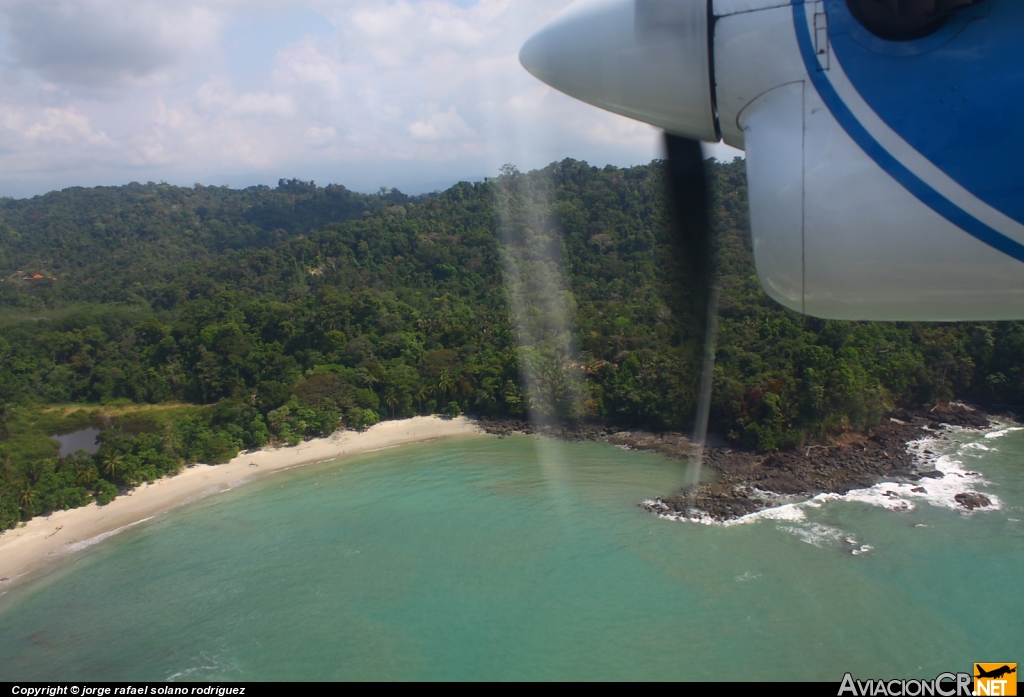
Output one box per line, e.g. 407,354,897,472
648,421,1007,539
983,426,1024,440
62,517,155,554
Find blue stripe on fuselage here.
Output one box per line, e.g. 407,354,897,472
791,1,1024,264
825,0,1024,227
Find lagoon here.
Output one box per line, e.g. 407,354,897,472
53,427,100,456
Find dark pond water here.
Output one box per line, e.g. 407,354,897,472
53,427,101,456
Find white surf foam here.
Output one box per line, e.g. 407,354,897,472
984,426,1023,439
167,650,240,682
63,516,155,554
649,422,1007,534
640,500,718,526
778,522,845,548
772,522,875,554
793,435,1002,517
724,500,807,526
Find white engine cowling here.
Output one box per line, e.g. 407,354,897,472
519,0,718,141
522,0,1024,321
718,1,1024,321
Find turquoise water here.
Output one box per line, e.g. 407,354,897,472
0,430,1021,681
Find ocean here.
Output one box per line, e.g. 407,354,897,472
0,426,1021,681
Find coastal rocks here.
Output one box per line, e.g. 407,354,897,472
475,418,533,437
641,486,766,522
954,492,992,510
475,418,613,442
607,430,694,458
696,419,925,502
890,404,991,430
477,402,1005,523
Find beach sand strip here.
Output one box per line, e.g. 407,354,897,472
0,416,483,588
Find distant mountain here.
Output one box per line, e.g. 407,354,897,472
0,178,411,308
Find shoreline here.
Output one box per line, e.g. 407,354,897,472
0,415,484,590
477,405,1007,522
641,405,1006,523
1,407,1009,590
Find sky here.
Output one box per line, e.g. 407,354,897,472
0,0,743,198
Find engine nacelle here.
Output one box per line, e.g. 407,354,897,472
719,0,1024,320
522,0,1024,321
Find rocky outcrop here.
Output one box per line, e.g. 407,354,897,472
889,403,991,429
477,403,1002,522
954,492,992,510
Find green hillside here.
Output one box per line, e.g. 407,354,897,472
1,159,1021,529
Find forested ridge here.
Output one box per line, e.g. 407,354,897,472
1,159,1022,529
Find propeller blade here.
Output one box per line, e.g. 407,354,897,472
663,132,717,489
664,133,712,317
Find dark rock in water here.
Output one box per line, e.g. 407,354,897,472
476,405,1010,523
651,481,768,522
954,492,991,510
912,487,927,494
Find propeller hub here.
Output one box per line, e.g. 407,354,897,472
520,0,718,142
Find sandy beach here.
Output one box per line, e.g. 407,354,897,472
0,415,484,589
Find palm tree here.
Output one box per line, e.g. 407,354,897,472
102,454,125,481
415,386,430,413
384,391,398,419
437,371,455,404
76,465,99,488
19,485,37,510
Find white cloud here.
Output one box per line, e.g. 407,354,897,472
194,81,296,117
1,1,221,88
304,125,336,146
0,0,727,198
24,107,113,146
409,106,475,142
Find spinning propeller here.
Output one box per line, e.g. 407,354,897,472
518,0,1012,426
520,0,720,453
663,133,718,469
